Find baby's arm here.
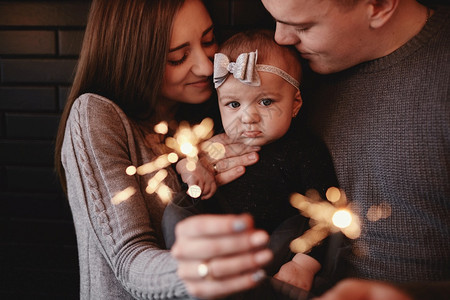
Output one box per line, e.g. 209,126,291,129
274,253,321,292
176,157,217,199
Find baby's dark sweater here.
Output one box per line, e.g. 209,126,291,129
212,126,338,234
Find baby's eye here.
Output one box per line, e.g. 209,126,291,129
226,101,240,108
260,98,274,106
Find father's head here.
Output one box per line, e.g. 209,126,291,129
261,0,397,74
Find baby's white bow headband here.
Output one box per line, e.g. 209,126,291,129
213,50,299,90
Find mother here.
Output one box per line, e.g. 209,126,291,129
54,0,267,299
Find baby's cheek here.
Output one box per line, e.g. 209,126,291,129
224,124,238,139
223,122,240,139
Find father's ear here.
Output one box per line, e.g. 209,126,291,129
367,0,398,29
292,90,302,118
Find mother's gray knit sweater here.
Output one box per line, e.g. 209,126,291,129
62,93,191,299
302,6,450,297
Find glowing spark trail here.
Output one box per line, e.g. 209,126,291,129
289,187,361,254
112,118,216,204
111,187,136,205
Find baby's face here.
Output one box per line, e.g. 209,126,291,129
217,72,302,146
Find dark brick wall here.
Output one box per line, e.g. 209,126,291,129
0,1,90,299
0,0,272,298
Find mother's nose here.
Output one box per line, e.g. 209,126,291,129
191,49,214,77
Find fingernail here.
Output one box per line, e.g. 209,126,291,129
235,166,245,174
251,146,261,151
250,231,268,247
232,218,247,232
248,153,257,160
254,250,272,264
252,269,266,282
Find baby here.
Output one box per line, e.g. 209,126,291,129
164,29,338,291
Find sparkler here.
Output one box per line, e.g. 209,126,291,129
289,187,361,254
111,118,216,205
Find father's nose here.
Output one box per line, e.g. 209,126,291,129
274,23,299,46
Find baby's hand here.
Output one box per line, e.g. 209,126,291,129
274,253,321,292
176,157,217,200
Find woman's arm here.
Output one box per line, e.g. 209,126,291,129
63,94,188,299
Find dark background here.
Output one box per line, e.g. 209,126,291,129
0,0,445,298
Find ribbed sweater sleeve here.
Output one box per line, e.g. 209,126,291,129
62,94,192,299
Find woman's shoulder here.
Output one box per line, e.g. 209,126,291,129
73,93,122,113
70,93,129,125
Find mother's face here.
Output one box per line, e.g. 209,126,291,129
161,0,218,104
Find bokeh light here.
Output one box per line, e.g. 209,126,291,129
154,121,168,135
332,209,352,228
111,187,136,205
187,185,202,198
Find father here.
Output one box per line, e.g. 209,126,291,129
259,0,450,299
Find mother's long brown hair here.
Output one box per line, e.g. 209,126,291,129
55,0,186,193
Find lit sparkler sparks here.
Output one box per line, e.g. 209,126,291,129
111,186,137,205
165,118,214,158
111,118,216,205
289,187,361,253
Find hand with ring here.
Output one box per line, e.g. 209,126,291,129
172,214,273,299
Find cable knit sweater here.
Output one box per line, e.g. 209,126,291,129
61,93,193,299
301,6,450,298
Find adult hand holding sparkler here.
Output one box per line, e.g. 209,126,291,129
200,133,260,186
133,118,261,202
173,128,260,200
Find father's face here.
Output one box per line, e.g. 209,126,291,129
261,0,372,74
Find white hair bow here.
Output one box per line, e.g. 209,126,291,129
213,50,299,90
